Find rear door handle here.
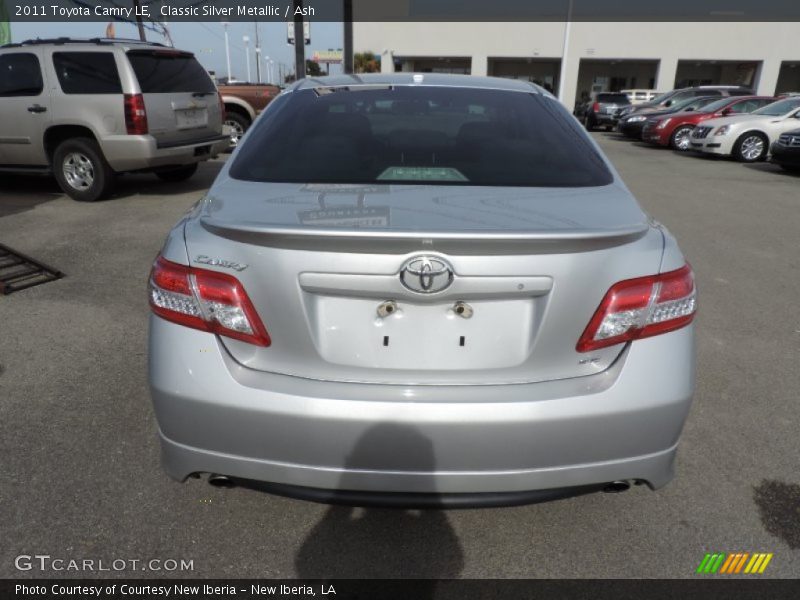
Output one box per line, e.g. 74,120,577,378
27,104,47,113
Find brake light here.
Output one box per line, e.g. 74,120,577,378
124,93,148,135
148,256,271,347
576,264,696,352
218,91,226,121
592,102,601,113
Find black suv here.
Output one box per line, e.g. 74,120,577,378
574,92,631,131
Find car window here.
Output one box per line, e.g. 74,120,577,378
694,90,721,97
596,93,629,104
728,100,758,113
53,52,122,94
231,86,613,188
752,98,800,116
126,50,215,93
0,53,43,97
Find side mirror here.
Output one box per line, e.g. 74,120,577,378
664,100,673,107
720,108,733,116
685,107,694,112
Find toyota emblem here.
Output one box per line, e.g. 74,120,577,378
399,256,454,294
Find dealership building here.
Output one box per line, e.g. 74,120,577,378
353,22,800,109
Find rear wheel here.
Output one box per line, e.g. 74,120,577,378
224,111,250,149
52,138,114,202
155,164,199,182
670,125,695,151
733,132,768,162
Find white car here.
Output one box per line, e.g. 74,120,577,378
689,97,800,161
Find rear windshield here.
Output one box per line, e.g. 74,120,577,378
126,50,215,93
596,93,629,104
230,86,613,187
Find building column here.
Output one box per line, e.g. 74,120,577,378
380,50,395,74
755,59,782,96
655,58,678,92
558,55,581,111
471,54,488,77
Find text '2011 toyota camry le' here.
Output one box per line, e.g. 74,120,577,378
148,74,696,508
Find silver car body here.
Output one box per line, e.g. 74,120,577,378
148,74,696,506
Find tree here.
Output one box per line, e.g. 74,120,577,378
305,60,323,77
354,52,381,74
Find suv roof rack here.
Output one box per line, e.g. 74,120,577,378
1,37,166,49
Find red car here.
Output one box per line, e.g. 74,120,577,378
642,96,776,150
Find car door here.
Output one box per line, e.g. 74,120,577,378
0,49,51,166
771,108,800,139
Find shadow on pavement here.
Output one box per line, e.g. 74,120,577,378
0,159,225,218
293,424,464,590
743,162,800,177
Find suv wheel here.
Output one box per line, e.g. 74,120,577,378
224,112,250,149
53,138,114,202
584,115,596,132
733,132,767,162
670,125,695,151
155,164,199,182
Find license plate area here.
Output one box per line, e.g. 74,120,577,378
311,296,534,370
175,108,208,130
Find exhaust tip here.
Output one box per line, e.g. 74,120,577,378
603,480,631,493
208,474,236,489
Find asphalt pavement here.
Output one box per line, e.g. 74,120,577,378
1,137,798,579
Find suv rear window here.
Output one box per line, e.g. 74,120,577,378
230,86,612,187
53,52,122,94
0,53,43,97
596,93,629,103
126,50,215,93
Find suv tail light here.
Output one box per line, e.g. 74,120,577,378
148,256,271,347
124,93,148,135
576,264,696,352
592,102,600,113
218,91,226,122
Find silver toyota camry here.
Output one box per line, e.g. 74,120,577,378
148,74,696,507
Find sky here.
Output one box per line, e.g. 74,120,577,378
8,20,346,82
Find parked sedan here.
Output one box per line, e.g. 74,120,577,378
642,96,776,151
770,128,800,172
618,96,718,139
148,74,697,507
689,97,800,162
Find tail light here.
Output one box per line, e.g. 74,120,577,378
218,91,226,122
124,93,148,135
591,102,600,113
148,256,271,347
576,264,696,352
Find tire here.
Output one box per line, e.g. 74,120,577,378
584,115,596,132
155,164,199,182
52,137,114,202
223,111,250,149
670,125,695,151
733,132,768,162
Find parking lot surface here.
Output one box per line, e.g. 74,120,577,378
1,137,798,578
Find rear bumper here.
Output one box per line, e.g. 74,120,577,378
149,318,695,498
101,134,229,172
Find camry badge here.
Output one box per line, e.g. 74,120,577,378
194,255,248,272
399,256,454,294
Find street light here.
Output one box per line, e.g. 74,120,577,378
243,35,251,83
255,47,262,83
264,55,272,84
222,22,232,83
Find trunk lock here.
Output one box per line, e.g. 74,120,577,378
453,301,473,319
377,300,398,318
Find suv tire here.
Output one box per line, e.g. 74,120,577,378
733,132,768,162
52,138,115,202
155,164,199,182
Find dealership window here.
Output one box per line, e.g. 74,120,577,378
0,53,43,97
53,52,122,94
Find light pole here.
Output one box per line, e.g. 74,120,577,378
243,35,251,83
270,60,275,85
264,56,273,84
223,22,232,83
255,47,262,83
557,0,574,103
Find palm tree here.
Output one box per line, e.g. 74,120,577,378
354,52,381,73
